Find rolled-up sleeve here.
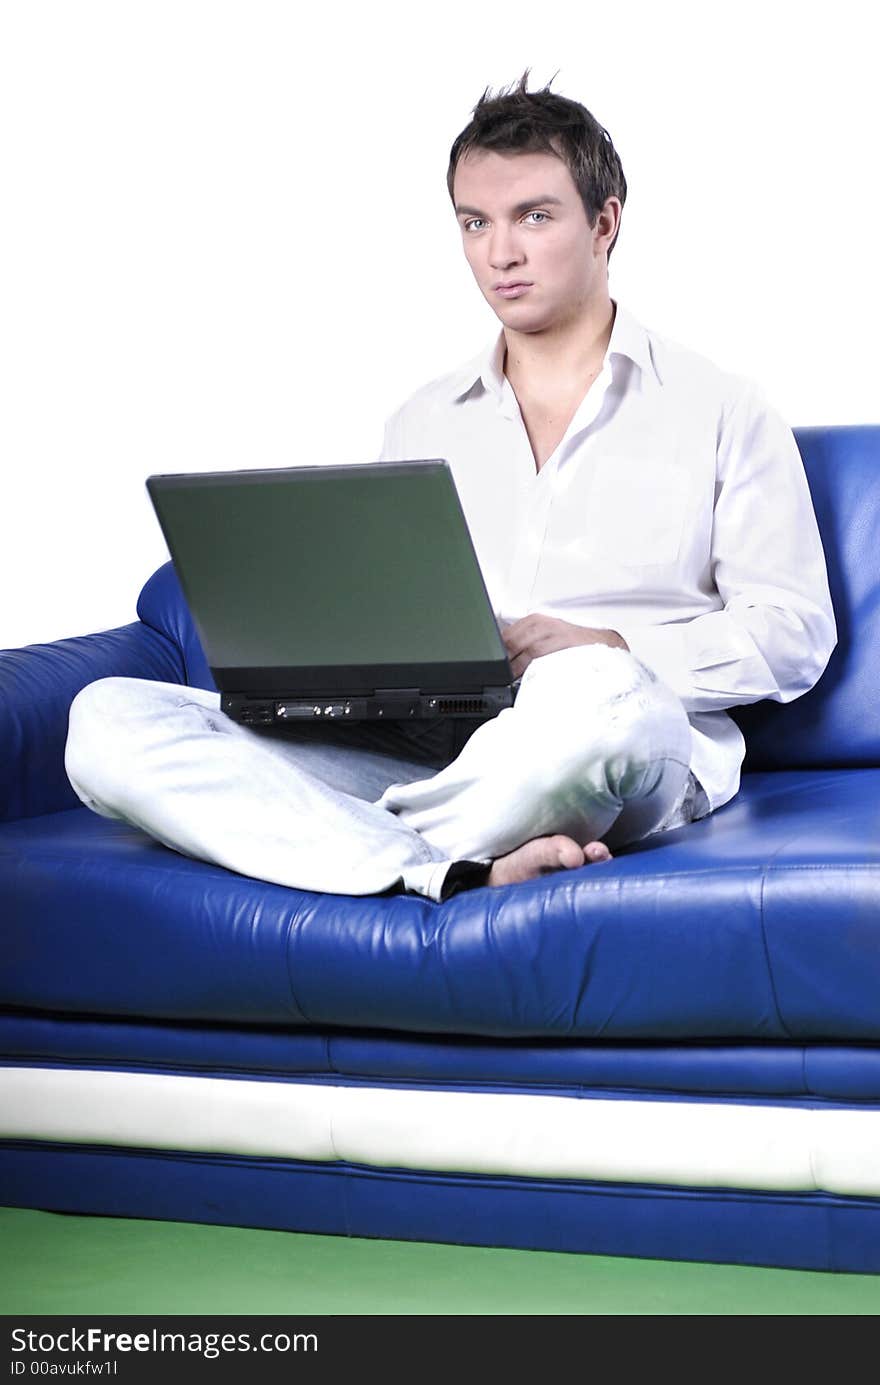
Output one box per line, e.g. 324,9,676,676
620,382,837,714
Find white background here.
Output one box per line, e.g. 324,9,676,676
2,0,877,648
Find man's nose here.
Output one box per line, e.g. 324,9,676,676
487,227,524,270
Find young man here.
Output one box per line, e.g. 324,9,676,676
64,73,836,901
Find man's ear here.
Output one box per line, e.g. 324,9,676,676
596,197,622,254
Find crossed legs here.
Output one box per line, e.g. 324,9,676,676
65,644,693,900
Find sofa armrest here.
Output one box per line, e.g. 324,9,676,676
0,622,185,822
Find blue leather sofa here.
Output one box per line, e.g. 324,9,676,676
2,424,879,1273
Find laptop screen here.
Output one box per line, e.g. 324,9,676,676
146,462,510,687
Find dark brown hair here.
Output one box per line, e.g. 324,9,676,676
447,68,627,262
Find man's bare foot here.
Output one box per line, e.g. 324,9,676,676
487,835,612,888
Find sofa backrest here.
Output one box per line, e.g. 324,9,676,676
137,561,216,693
136,424,880,771
733,425,879,770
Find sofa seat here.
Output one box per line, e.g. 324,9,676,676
3,768,879,1040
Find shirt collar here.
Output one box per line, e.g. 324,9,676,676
448,299,660,403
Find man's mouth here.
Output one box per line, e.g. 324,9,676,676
495,282,533,298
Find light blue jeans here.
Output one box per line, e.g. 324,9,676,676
64,644,704,901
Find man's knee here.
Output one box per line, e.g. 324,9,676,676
69,675,139,725
68,676,140,754
65,677,155,804
514,645,691,782
518,644,663,722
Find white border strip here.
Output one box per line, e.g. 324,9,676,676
3,1066,880,1195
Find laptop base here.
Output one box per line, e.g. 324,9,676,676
222,688,515,726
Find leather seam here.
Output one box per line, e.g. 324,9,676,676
758,863,791,1039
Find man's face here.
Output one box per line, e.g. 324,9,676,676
452,146,617,334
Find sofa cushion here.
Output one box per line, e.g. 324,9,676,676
3,768,879,1040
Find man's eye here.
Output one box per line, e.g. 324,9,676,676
463,212,548,232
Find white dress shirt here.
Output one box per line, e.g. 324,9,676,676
377,299,837,814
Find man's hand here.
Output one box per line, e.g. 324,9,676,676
501,614,629,680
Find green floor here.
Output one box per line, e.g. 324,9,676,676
2,1207,880,1314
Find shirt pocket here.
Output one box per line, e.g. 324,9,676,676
587,454,688,566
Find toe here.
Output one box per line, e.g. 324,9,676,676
584,841,612,863
553,836,588,869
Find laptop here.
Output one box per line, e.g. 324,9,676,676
146,460,518,726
